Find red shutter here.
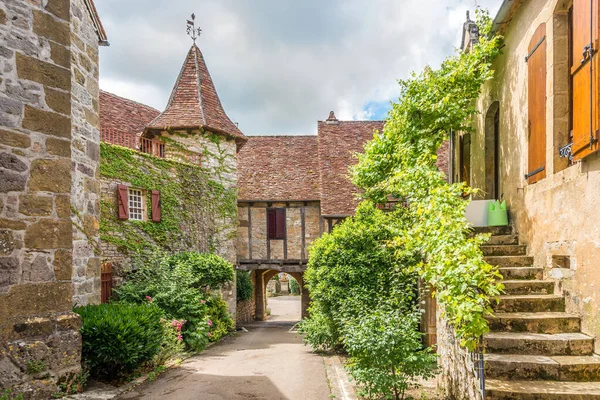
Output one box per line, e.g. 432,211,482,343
117,184,129,220
275,208,286,239
526,23,547,184
151,190,161,222
267,209,277,239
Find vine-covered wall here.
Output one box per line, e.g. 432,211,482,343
99,131,238,312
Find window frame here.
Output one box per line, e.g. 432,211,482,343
127,188,146,221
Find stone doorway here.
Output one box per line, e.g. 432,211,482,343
254,269,309,321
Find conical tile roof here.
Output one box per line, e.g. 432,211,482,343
145,44,246,144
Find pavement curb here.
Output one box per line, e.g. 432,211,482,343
324,354,357,400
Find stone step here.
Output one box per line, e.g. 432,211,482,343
493,295,565,313
487,312,581,334
486,234,519,246
472,225,513,236
482,245,527,257
486,255,534,268
485,354,600,381
499,267,544,280
503,280,554,295
484,332,594,356
486,379,600,399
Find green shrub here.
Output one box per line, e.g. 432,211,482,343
302,203,419,350
289,277,300,295
168,252,234,289
115,250,233,351
236,271,253,302
344,309,437,400
75,303,163,380
206,295,234,342
301,203,436,398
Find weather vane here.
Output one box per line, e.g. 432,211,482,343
186,13,202,43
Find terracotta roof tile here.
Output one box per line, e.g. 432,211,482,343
99,90,160,134
145,45,246,145
238,136,320,201
317,120,385,216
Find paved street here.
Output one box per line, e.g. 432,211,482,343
119,296,332,400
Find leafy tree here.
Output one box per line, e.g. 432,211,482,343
351,9,504,348
302,203,435,398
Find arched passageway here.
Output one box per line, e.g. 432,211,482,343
253,269,309,321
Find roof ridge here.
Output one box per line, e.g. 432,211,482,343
100,90,160,113
192,45,207,126
246,134,317,138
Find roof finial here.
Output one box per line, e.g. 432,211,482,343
466,10,470,21
186,13,202,44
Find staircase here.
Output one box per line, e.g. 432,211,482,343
476,226,600,399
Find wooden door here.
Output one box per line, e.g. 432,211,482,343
571,0,599,160
527,24,547,184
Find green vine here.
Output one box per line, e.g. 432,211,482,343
351,10,504,349
99,140,237,256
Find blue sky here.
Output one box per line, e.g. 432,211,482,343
96,0,503,135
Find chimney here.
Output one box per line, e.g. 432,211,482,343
326,111,339,124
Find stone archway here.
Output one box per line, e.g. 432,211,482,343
254,269,309,321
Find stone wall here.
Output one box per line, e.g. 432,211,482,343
236,270,257,324
461,0,600,352
99,134,238,315
0,0,83,397
437,312,482,400
70,0,101,306
237,201,321,262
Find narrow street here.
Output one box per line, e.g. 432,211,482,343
118,296,333,400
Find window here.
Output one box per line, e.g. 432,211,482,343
267,208,286,240
116,184,161,222
128,188,144,221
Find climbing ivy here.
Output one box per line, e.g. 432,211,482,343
350,10,504,349
99,138,237,256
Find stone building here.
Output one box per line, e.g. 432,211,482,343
98,44,245,314
0,0,106,397
236,113,449,322
440,2,600,398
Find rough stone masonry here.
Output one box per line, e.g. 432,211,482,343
0,0,104,397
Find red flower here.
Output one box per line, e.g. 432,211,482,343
145,296,153,302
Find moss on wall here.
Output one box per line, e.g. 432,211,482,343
99,142,237,257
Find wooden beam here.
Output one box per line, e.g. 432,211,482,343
283,209,288,260
301,206,306,261
247,206,252,260
266,209,271,261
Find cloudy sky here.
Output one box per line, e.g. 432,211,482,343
96,0,503,135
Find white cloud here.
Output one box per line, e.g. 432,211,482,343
96,0,503,135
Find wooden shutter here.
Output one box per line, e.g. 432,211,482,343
526,24,547,184
267,209,277,239
571,0,599,160
117,184,129,220
151,190,161,222
275,208,286,239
